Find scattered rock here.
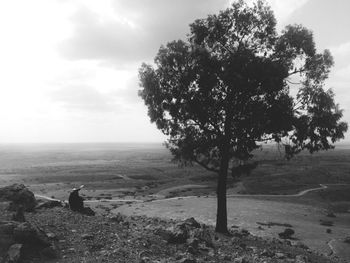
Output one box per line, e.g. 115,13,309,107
256,221,292,228
46,232,57,239
13,222,51,247
81,233,94,240
177,257,197,263
294,242,309,250
183,217,201,228
167,225,188,244
344,236,350,244
41,245,59,259
278,228,295,239
295,254,308,263
11,206,25,222
326,212,336,218
5,243,22,263
233,256,250,263
274,252,285,259
319,220,334,226
0,184,36,211
260,249,274,257
190,228,213,248
36,200,63,209
108,213,125,223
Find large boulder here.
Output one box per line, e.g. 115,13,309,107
0,220,57,262
0,184,36,212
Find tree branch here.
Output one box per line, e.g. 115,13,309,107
288,68,306,77
193,158,220,173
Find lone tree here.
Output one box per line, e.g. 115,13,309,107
139,0,348,233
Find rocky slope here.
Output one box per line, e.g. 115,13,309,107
0,184,346,263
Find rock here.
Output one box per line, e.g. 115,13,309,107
0,221,18,235
260,249,274,257
233,256,250,263
326,228,332,234
82,233,94,240
11,206,25,222
232,229,250,238
319,220,333,226
177,258,197,263
5,243,22,263
278,228,295,239
36,200,63,209
108,213,125,223
295,255,308,263
167,225,188,244
186,237,199,254
183,217,201,228
13,222,51,247
67,248,76,253
190,228,213,248
344,236,350,244
326,212,336,218
154,228,172,242
0,221,18,256
275,252,285,259
294,241,309,250
0,184,36,212
139,256,150,263
46,232,57,240
41,245,59,259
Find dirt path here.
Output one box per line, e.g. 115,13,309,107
34,183,329,203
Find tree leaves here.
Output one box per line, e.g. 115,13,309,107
139,0,347,169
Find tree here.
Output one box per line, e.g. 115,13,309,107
138,0,348,233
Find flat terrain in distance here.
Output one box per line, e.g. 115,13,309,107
0,142,349,202
0,142,349,260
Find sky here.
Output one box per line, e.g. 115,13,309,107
0,0,349,143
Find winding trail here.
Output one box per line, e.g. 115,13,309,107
34,183,329,203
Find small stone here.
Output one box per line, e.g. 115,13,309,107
46,232,57,239
278,228,294,239
139,256,150,263
326,212,336,218
319,220,333,226
6,243,22,263
233,256,250,263
81,234,94,240
326,228,332,234
67,248,76,253
275,252,285,259
260,249,274,257
177,258,196,263
12,206,25,222
184,217,201,228
295,255,308,263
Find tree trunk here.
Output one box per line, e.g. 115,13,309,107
215,145,230,233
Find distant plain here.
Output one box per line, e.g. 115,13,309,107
0,142,349,260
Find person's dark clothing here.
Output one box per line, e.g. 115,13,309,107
68,190,84,212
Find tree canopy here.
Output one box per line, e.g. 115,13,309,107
138,0,348,233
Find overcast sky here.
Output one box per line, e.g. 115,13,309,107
0,0,349,143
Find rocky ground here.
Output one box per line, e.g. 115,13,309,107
0,184,347,263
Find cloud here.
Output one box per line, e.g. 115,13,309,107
331,41,350,56
59,0,229,66
266,0,309,24
49,85,121,113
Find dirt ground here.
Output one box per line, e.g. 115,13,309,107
114,194,350,261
